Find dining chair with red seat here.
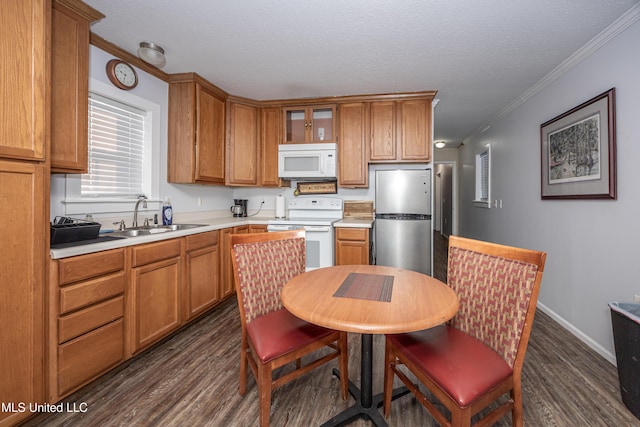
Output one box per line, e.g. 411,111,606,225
383,235,546,427
230,229,349,427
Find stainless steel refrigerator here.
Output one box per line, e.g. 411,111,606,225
375,169,432,275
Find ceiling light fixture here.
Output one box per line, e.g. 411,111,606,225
137,42,166,68
435,141,446,149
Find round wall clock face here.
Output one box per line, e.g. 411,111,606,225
106,59,138,90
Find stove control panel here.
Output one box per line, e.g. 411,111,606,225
287,197,343,211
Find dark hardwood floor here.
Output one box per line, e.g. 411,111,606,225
24,242,640,426
433,230,448,284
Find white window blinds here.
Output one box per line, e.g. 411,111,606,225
82,93,145,197
479,150,489,201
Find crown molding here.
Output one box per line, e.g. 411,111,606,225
466,3,640,143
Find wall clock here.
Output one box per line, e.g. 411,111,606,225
105,59,138,90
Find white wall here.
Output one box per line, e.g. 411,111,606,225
459,9,640,363
50,46,234,223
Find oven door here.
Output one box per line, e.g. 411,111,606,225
267,224,334,271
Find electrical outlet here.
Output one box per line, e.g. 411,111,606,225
261,198,265,204
634,294,640,304
197,197,202,207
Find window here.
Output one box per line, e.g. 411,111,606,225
83,93,145,197
474,144,492,208
63,78,160,216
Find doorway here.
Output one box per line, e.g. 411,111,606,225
434,162,456,237
433,162,457,282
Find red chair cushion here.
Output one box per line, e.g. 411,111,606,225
388,325,512,407
247,308,335,363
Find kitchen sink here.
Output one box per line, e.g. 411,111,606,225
160,224,207,231
110,224,207,238
112,229,150,237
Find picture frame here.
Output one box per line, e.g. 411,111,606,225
295,180,338,195
540,88,616,200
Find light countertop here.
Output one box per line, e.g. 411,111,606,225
51,215,375,259
50,216,272,259
333,218,374,228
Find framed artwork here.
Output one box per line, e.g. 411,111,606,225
540,88,616,199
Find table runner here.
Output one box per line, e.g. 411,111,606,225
333,272,393,302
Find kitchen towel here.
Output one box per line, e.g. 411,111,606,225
275,195,286,218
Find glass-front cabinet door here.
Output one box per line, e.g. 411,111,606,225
312,106,334,142
284,108,307,143
283,105,336,144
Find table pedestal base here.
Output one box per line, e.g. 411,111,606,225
320,334,410,427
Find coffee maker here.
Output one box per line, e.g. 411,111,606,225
231,198,248,217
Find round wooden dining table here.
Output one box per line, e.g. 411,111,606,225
281,264,459,427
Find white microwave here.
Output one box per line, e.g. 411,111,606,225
278,143,337,179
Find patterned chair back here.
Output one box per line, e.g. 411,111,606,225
232,232,306,324
447,244,541,368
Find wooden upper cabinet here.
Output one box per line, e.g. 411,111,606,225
50,0,104,173
283,105,336,144
226,100,258,186
168,74,226,184
195,86,226,182
226,103,288,187
338,102,369,188
0,0,48,161
369,101,397,161
398,98,432,161
260,107,280,186
369,98,433,163
260,107,288,187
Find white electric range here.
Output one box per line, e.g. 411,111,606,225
267,197,343,271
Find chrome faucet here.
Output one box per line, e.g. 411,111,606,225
132,195,148,227
113,220,126,231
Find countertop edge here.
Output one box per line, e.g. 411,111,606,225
51,216,376,259
333,219,374,228
50,217,272,259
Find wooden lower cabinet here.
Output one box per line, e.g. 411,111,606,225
219,225,251,300
1,160,47,427
57,319,124,396
185,231,220,320
46,228,258,407
130,240,182,354
49,248,126,401
335,228,371,265
249,224,268,233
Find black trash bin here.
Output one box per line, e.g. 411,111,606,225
609,301,640,420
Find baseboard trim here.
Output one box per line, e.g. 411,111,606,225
536,302,617,366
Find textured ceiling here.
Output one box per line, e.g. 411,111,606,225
84,0,639,145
